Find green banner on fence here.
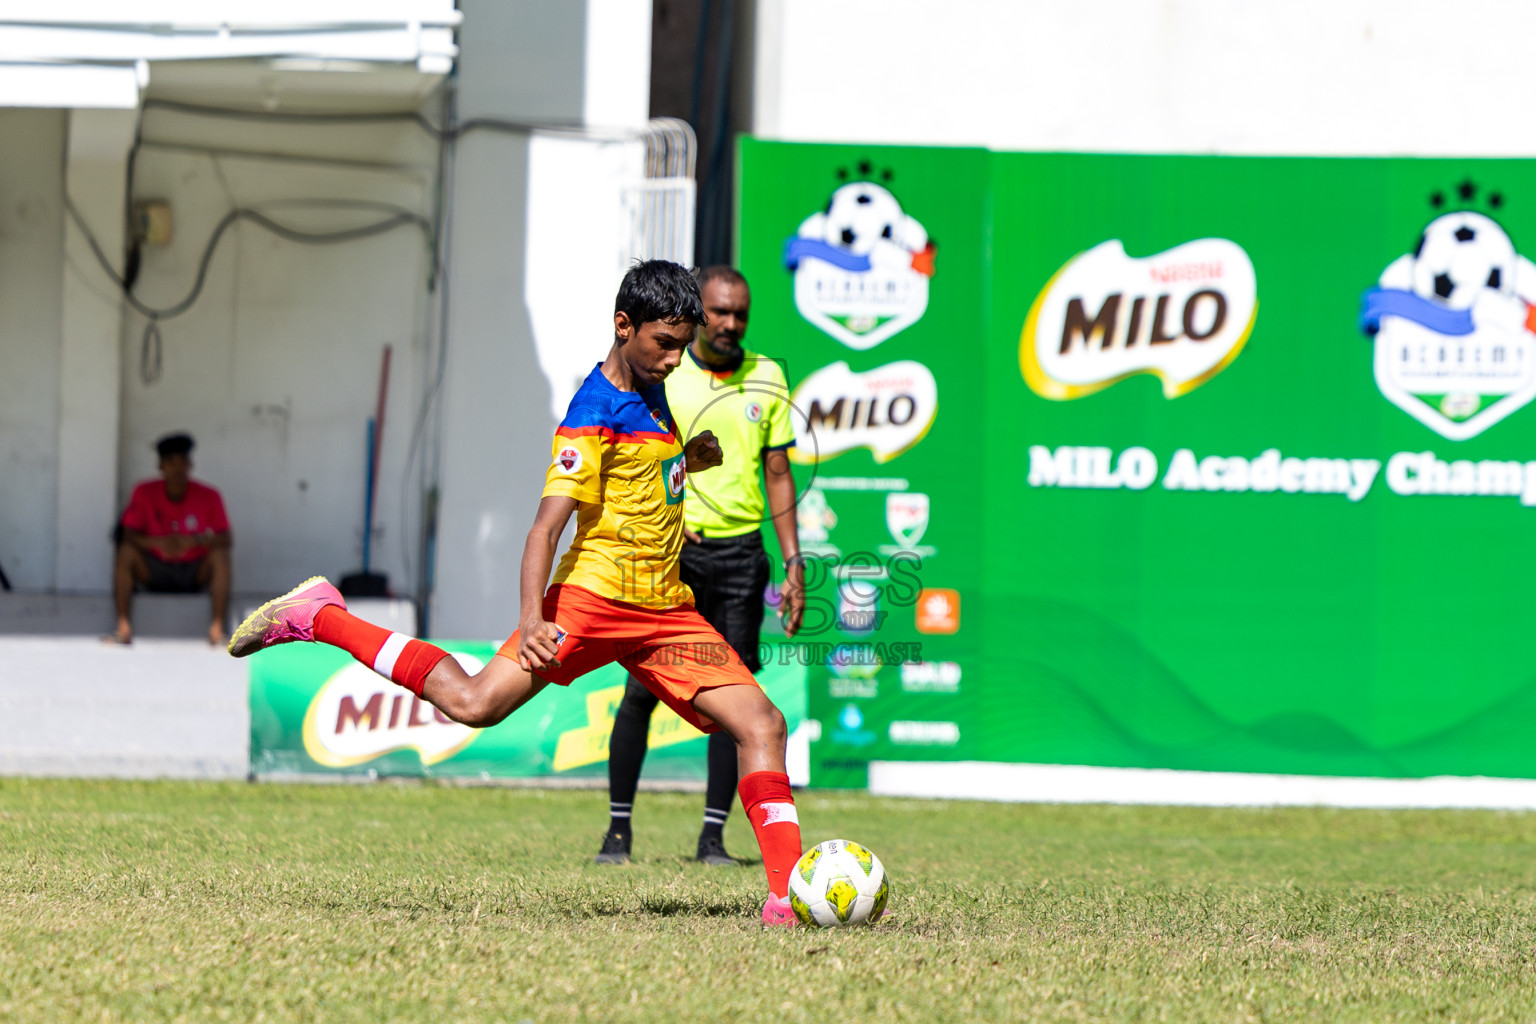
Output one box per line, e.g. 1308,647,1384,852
250,642,807,780
740,139,1536,787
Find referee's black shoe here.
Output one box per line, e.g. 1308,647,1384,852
594,829,631,865
696,832,737,866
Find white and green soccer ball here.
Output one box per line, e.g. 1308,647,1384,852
787,839,889,927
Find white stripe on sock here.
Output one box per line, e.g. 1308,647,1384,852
373,633,411,678
703,809,729,825
761,802,798,826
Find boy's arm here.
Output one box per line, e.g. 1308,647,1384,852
517,495,578,670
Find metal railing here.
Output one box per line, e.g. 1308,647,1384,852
621,117,696,272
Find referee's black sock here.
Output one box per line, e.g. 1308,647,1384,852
606,676,653,837
700,728,738,840
700,808,727,842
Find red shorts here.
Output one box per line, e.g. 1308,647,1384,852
496,584,759,733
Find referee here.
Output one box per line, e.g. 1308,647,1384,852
595,266,805,865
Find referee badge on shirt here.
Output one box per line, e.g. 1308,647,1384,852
744,400,763,423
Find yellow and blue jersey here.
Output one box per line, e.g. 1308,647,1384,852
543,364,692,609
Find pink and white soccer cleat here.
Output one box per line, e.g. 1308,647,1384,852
761,893,797,928
227,576,345,658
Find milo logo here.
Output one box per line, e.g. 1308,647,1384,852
1021,238,1258,400
663,452,687,505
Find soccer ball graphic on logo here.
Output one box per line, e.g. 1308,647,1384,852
821,183,920,260
1410,211,1515,310
787,839,889,927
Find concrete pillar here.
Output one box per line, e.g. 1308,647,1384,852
54,109,135,592
429,0,652,638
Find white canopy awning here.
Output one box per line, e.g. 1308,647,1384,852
0,1,460,107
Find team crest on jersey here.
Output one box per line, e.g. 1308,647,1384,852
783,164,936,350
649,408,671,433
663,452,687,505
744,400,763,423
1360,184,1536,440
555,446,583,474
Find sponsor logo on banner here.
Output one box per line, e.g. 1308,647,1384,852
1360,191,1536,440
791,360,938,464
829,676,879,699
829,643,880,696
831,703,876,746
900,660,962,693
879,491,937,557
797,486,840,557
837,580,881,636
1021,238,1257,400
302,653,483,767
915,588,960,634
888,720,960,746
783,171,936,349
829,643,882,679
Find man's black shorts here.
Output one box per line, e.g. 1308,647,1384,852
679,530,771,673
141,553,204,594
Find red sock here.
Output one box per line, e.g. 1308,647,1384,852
313,606,449,697
738,770,803,898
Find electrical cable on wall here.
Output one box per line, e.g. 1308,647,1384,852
64,196,434,385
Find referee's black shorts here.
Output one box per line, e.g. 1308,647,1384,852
679,530,771,673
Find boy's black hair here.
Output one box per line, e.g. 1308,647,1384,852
615,259,706,328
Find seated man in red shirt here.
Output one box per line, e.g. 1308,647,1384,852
111,433,232,645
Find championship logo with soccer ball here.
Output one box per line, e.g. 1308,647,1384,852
783,162,936,350
1361,182,1536,440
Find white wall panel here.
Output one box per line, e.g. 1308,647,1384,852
0,109,66,590
754,0,1536,156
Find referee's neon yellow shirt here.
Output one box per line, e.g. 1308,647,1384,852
664,346,796,538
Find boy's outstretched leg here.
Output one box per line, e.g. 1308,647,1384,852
228,576,548,727
691,682,801,926
228,577,448,693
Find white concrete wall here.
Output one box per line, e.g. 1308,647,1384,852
0,109,66,591
56,108,135,592
751,0,1536,155
119,118,438,595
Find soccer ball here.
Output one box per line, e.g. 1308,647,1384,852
1411,211,1515,310
787,839,889,927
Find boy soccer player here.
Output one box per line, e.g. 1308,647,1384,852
228,260,803,926
597,266,804,867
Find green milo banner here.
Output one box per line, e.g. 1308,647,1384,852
250,643,806,780
740,139,1536,788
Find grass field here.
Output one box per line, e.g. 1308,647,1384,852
3,780,1536,1022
